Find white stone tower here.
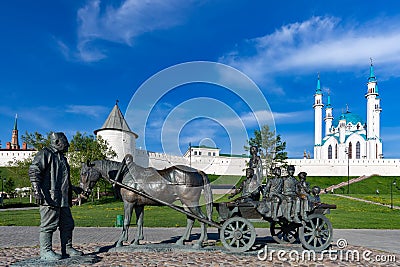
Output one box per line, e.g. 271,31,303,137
94,101,138,162
313,74,324,159
365,61,383,159
324,92,333,136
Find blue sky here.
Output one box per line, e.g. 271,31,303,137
1,0,400,158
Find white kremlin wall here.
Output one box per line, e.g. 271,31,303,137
0,150,36,166
134,149,248,176
286,158,400,176
136,150,400,177
135,148,400,177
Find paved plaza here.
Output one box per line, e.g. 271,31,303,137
0,226,399,266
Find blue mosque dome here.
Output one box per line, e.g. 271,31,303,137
333,111,365,127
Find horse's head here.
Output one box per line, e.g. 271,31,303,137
80,161,101,198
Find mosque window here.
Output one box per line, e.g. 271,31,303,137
328,145,332,159
194,151,197,155
356,142,361,159
335,144,338,159
348,142,353,159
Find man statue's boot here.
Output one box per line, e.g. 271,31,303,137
39,232,62,261
60,231,83,258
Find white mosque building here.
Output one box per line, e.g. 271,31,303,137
290,63,399,176
313,63,382,160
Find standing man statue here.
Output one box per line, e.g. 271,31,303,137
29,132,83,260
248,146,263,192
282,165,301,223
297,172,310,220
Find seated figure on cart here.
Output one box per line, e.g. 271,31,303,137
283,165,301,223
296,171,311,221
262,166,284,221
229,168,260,201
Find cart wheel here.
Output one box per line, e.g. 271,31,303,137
220,217,256,252
270,220,299,244
299,213,333,251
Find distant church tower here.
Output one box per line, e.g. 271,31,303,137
313,74,324,159
365,61,383,159
94,102,138,162
10,114,20,149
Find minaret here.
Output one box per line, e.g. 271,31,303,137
324,90,333,136
313,73,324,159
11,114,20,149
365,60,382,159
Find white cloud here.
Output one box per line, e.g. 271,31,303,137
75,0,190,62
220,16,400,83
65,105,109,118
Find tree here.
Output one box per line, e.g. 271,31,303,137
68,132,117,168
274,135,288,168
4,178,15,195
15,131,117,186
21,131,51,150
245,125,288,175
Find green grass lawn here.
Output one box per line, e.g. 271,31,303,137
321,194,400,229
346,194,400,207
1,194,400,229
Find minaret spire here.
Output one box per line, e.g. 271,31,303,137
11,114,20,149
368,58,376,82
326,89,331,108
14,114,18,130
316,72,322,94
313,73,324,159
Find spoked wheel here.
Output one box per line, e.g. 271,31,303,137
299,213,333,251
270,220,299,244
220,217,256,252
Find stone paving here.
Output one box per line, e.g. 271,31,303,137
1,227,399,266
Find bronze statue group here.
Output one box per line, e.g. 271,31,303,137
29,134,321,261
230,146,321,224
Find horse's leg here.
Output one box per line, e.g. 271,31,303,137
187,206,208,249
131,205,144,246
176,215,194,246
116,201,134,247
178,200,208,249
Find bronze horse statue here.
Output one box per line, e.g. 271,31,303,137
80,158,213,248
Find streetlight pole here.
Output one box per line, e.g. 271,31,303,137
1,176,4,206
391,179,396,209
345,147,350,194
189,142,192,167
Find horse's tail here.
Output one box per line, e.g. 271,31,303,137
200,171,213,221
